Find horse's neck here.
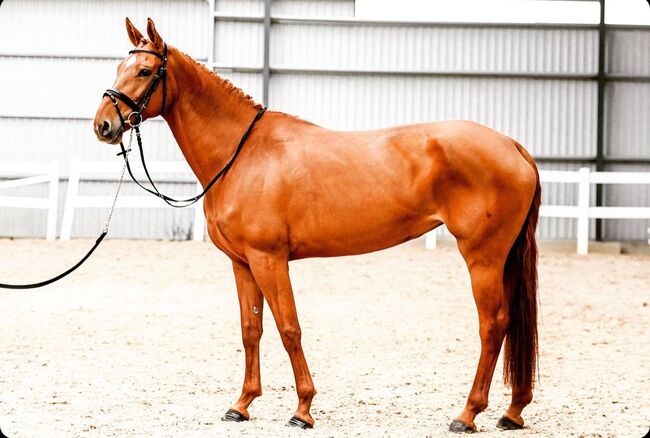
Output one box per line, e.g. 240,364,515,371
163,50,260,186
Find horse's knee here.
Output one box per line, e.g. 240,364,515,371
242,321,263,348
278,324,302,351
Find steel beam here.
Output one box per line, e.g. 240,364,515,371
262,0,272,107
595,0,607,240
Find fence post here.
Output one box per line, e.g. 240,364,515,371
60,158,81,241
425,229,437,249
46,161,59,240
577,167,591,255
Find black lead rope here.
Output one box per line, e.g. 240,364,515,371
0,232,107,289
0,155,129,290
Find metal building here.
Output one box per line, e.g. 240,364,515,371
0,0,648,241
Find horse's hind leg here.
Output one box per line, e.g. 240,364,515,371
448,253,510,433
222,261,264,422
247,250,317,429
445,184,534,432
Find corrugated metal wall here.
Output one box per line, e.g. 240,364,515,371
0,0,208,239
1,0,649,241
603,28,650,240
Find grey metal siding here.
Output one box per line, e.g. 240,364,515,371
272,0,355,17
607,29,650,76
215,0,264,15
269,74,597,160
1,0,649,241
270,24,598,73
0,0,208,59
606,82,650,159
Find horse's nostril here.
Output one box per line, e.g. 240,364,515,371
101,120,111,137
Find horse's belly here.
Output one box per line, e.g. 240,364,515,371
288,207,441,259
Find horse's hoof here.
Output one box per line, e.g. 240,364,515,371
449,419,476,433
496,415,524,430
221,409,249,422
286,416,313,429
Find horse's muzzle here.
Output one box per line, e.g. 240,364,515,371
94,118,123,144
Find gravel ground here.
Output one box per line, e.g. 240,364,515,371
0,238,648,437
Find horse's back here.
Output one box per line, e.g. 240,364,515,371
212,115,537,260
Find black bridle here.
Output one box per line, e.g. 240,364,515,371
104,44,169,131
103,43,266,208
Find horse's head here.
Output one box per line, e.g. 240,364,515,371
94,18,169,144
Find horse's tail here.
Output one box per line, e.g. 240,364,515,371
502,143,540,390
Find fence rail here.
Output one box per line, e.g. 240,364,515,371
2,163,650,252
0,161,59,240
60,158,205,242
425,167,650,254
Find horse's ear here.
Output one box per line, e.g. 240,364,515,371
125,17,144,47
146,18,164,49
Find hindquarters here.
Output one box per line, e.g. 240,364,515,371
442,135,540,390
440,132,540,431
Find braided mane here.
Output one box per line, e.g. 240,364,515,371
179,50,262,110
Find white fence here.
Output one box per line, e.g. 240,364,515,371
425,167,650,255
0,161,59,240
1,161,649,253
60,158,205,241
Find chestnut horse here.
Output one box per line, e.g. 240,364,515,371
94,18,540,433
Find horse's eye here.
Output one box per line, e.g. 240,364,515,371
138,68,152,77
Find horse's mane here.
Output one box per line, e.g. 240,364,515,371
179,50,263,110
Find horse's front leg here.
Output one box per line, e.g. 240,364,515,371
222,260,264,422
247,250,317,429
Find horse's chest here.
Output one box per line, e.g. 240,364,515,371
203,197,246,260
204,217,242,261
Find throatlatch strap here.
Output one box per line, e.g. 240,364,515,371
0,232,107,289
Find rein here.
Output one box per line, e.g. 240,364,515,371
117,106,265,208
0,45,265,289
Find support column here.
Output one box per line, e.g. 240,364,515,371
595,0,606,240
262,0,272,107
